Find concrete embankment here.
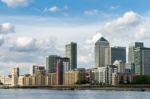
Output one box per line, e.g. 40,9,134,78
1,85,150,91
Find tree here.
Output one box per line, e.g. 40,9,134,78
132,75,150,84
75,80,89,84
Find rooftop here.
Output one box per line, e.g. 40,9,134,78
95,37,109,44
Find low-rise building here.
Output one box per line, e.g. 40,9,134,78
0,75,11,85
64,68,86,85
112,73,118,86
93,65,117,85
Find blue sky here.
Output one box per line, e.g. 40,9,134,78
0,0,150,17
0,0,150,75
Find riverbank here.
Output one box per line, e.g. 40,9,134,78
1,85,150,91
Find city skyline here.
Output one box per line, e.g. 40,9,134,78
1,0,150,75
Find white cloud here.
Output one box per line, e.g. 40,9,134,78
44,5,69,15
10,36,37,52
44,6,60,13
104,11,142,31
1,0,31,8
135,25,150,40
49,6,59,12
84,9,99,16
0,36,61,74
16,37,35,47
89,11,145,45
0,23,15,34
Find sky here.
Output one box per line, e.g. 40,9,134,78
0,0,150,75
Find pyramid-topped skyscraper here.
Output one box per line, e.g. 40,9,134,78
95,37,110,67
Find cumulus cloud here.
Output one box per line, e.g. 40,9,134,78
10,36,37,52
0,36,61,74
102,11,150,42
8,36,60,61
1,0,31,8
104,11,142,31
85,11,147,47
0,23,15,34
0,23,15,46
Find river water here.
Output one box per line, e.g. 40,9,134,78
0,89,149,99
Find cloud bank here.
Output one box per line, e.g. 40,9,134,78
0,23,15,34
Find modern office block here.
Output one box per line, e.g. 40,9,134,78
110,47,126,64
66,42,77,70
46,55,60,73
128,42,144,63
134,48,150,75
95,37,110,67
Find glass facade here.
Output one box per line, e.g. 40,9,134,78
65,42,77,70
110,47,126,64
46,55,60,73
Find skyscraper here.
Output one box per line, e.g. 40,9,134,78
46,55,60,73
128,42,150,75
65,42,77,70
110,47,126,64
95,37,110,67
134,47,150,75
128,42,144,63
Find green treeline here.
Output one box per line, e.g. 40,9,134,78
132,75,150,84
75,80,89,84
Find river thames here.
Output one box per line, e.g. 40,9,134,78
0,89,149,99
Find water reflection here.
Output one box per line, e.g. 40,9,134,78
0,89,149,99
